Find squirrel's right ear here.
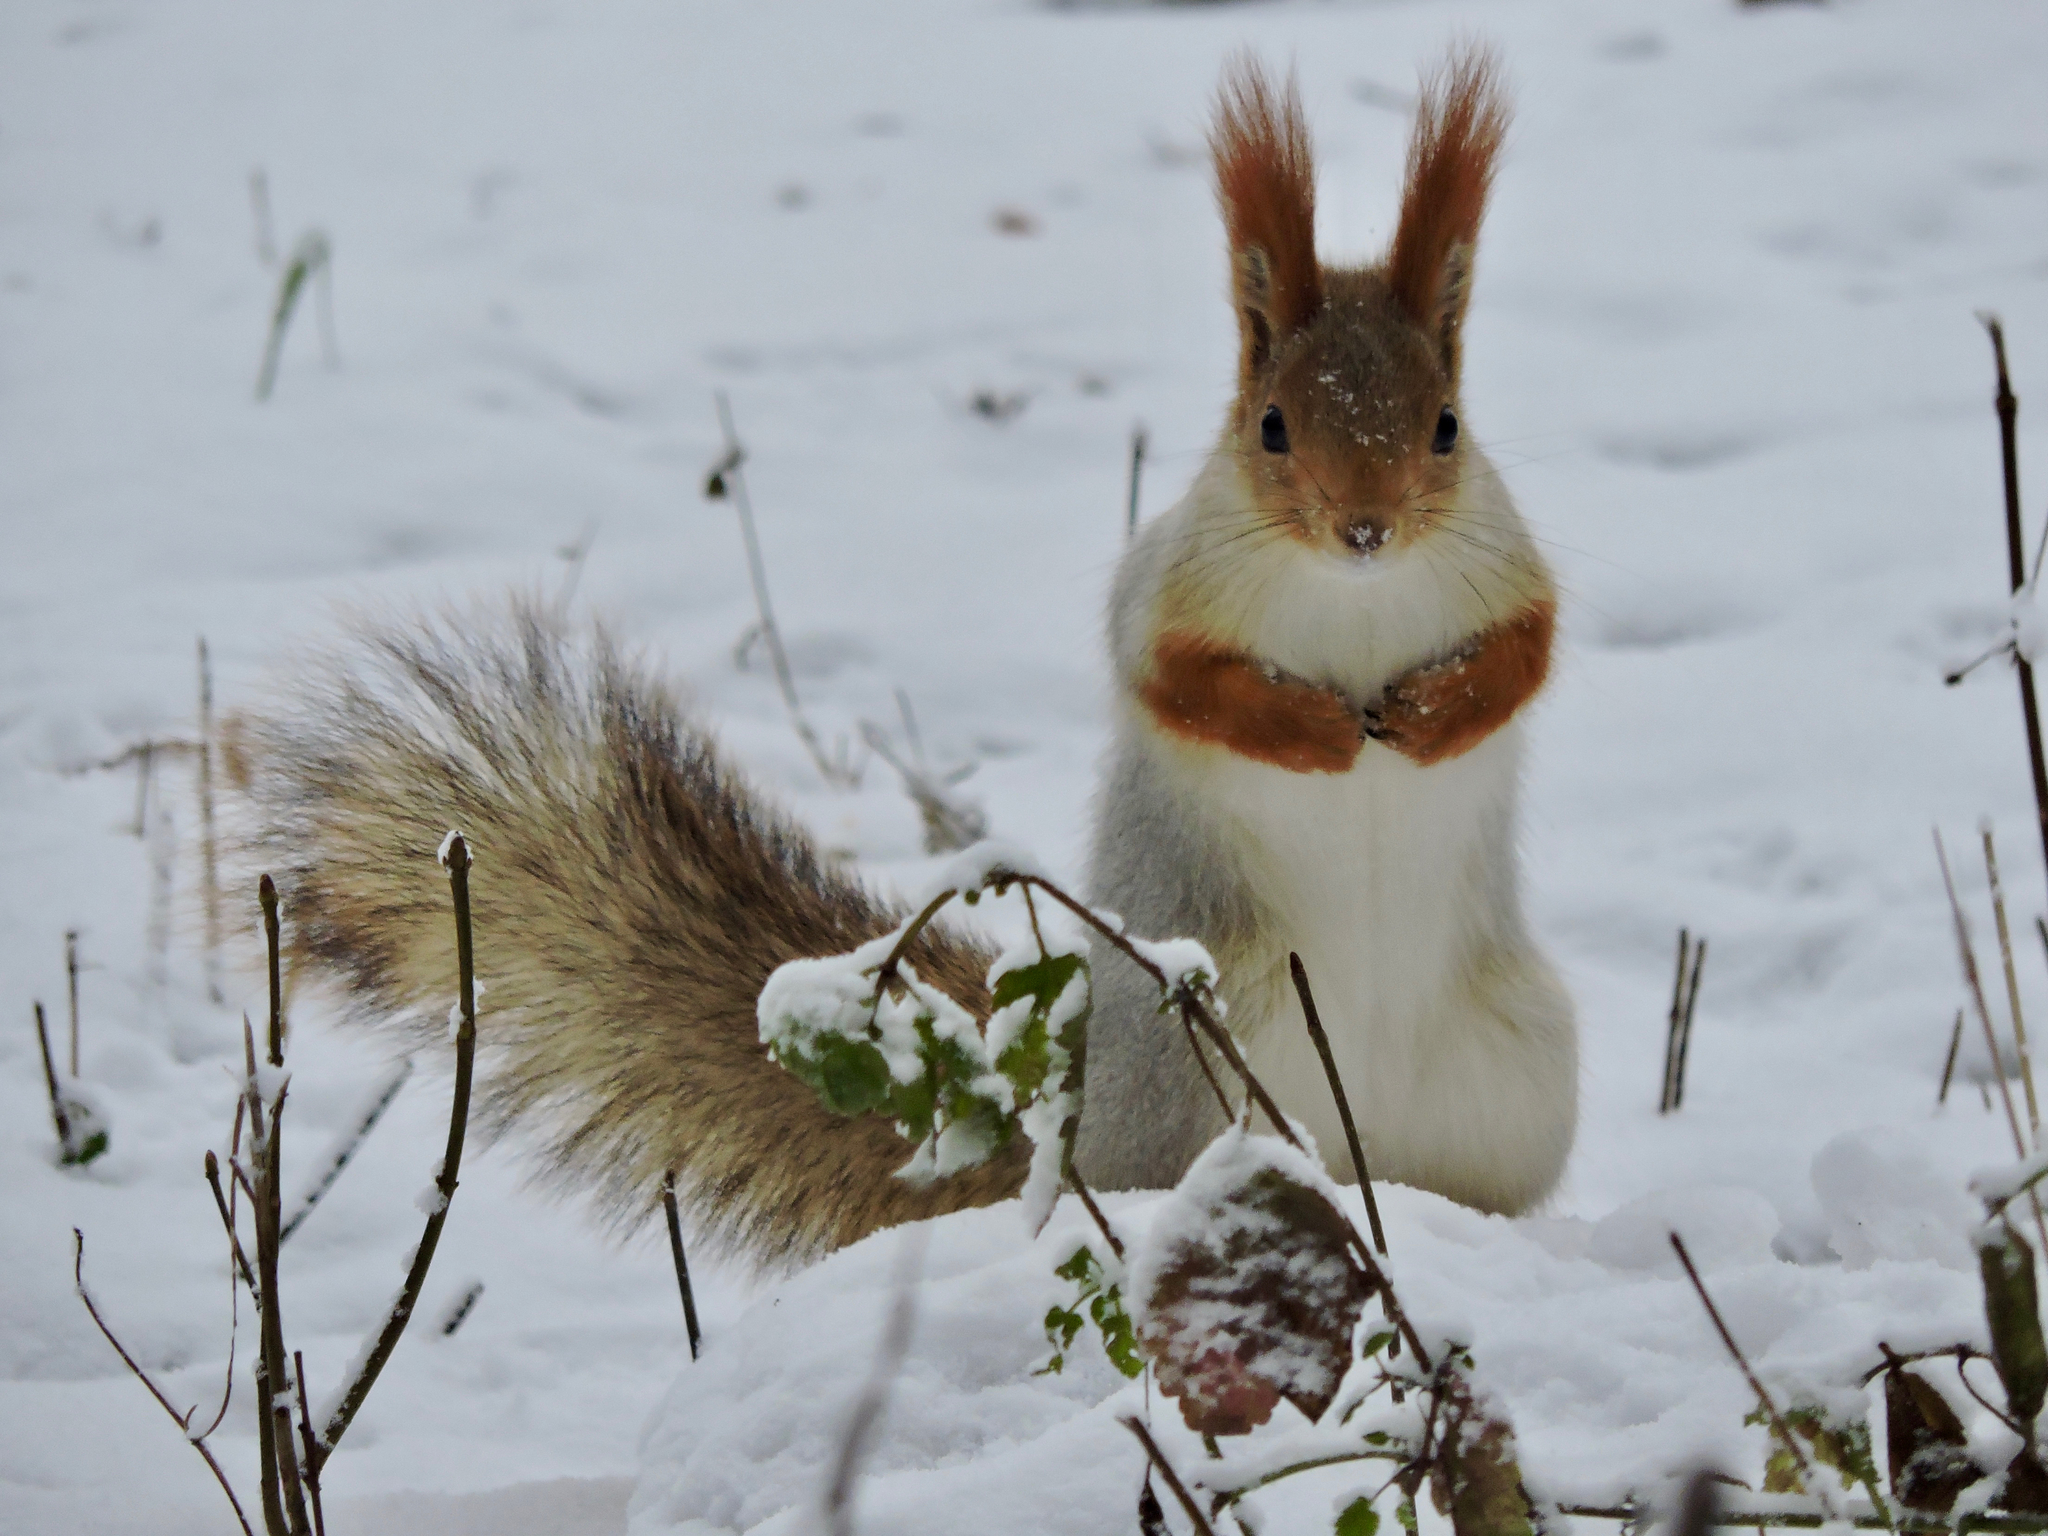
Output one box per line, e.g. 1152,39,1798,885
1385,45,1510,382
1210,56,1321,391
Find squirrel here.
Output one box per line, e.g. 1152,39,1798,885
228,46,1573,1269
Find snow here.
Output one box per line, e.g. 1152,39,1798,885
5,0,2048,1532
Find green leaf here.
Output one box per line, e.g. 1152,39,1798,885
1361,1330,1396,1359
1394,1495,1418,1534
1335,1498,1380,1536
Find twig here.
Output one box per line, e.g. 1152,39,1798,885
1062,1163,1126,1263
1940,1009,1966,1106
310,831,480,1467
1560,1507,2048,1533
437,1284,485,1338
1670,1469,1722,1536
206,1150,260,1295
858,719,985,854
1662,930,1693,1114
1669,1232,1832,1516
1119,1416,1221,1536
34,1003,74,1154
1675,937,1707,1110
279,1060,414,1244
1290,952,1386,1255
823,1232,923,1536
703,392,856,789
200,637,223,1005
293,1350,326,1536
1985,826,2040,1145
246,954,313,1535
1127,425,1148,538
1938,829,2029,1158
661,1174,704,1360
259,875,286,1066
73,1231,257,1536
66,929,81,1077
1980,317,2048,893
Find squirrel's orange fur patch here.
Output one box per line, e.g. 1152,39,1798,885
1367,600,1553,766
1211,57,1322,387
1140,630,1363,774
1384,48,1509,353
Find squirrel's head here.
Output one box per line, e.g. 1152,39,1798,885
1211,49,1509,562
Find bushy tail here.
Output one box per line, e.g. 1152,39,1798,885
229,600,1025,1266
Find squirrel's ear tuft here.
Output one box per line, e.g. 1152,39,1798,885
1385,44,1510,380
1211,55,1321,389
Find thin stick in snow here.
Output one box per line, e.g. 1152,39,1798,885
1979,316,2048,893
66,929,81,1078
255,230,334,401
1937,828,2029,1159
703,391,856,789
34,1002,74,1155
200,637,223,1005
822,1232,923,1536
1674,936,1706,1111
279,1060,415,1244
1661,929,1693,1114
1126,424,1147,538
1669,1232,1833,1518
437,1283,485,1338
1985,825,2040,1145
661,1174,703,1361
1289,951,1386,1255
1940,1008,1966,1106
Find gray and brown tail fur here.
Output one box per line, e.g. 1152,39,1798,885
229,600,1025,1266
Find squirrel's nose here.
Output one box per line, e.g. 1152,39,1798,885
1339,514,1391,556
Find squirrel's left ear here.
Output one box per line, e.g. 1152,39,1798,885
1385,46,1511,382
1211,56,1322,393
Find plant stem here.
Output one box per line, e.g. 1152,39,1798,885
661,1174,703,1360
200,637,223,1005
260,876,284,1067
66,930,80,1077
280,1061,414,1244
707,392,852,789
1981,317,2048,893
1675,936,1707,1110
311,831,479,1467
1127,425,1147,538
1290,952,1386,1254
1938,828,2030,1160
1119,1416,1221,1536
1670,1232,1831,1517
1986,827,2040,1145
1663,929,1690,1113
73,1231,257,1536
1941,1009,1966,1106
34,1002,73,1154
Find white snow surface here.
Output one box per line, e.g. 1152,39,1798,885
5,0,2048,1532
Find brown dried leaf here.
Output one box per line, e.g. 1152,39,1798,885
1134,1136,1372,1435
1430,1395,1543,1536
1885,1367,1983,1516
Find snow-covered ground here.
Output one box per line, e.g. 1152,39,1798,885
5,0,2048,1531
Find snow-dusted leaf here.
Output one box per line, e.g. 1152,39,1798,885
1979,1222,2047,1425
1038,1243,1141,1378
1131,1130,1371,1435
1883,1368,1982,1515
1335,1496,1381,1536
1431,1406,1542,1536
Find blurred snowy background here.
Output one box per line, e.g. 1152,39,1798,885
4,0,2047,1531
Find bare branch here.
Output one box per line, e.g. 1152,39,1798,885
1290,952,1386,1255
661,1175,704,1360
1119,1415,1221,1536
74,1231,256,1536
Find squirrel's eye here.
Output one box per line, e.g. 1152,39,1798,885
1260,405,1289,454
1432,407,1459,456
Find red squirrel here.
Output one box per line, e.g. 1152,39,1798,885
230,45,1572,1265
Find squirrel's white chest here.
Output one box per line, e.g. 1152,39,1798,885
1202,724,1531,1151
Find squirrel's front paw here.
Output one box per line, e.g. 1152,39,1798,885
1365,656,1481,767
